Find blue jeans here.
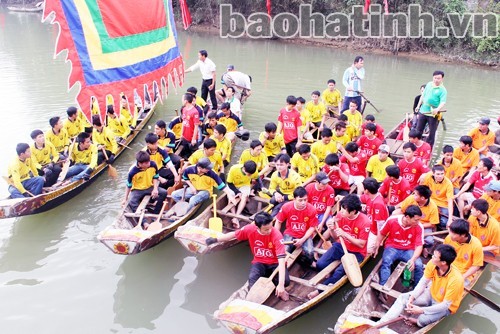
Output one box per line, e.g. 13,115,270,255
316,242,364,286
437,206,448,230
172,188,209,212
248,262,290,288
65,163,91,181
8,176,44,198
283,234,314,266
424,227,434,248
379,247,423,286
341,96,362,113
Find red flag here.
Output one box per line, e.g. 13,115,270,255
266,0,271,16
180,0,192,29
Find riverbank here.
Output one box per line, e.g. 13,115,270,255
181,23,498,69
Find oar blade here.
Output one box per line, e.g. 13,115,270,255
341,253,363,287
341,324,372,334
173,202,190,216
245,277,275,304
147,221,163,232
108,165,118,179
209,217,223,232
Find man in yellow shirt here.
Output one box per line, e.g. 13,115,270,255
30,129,61,187
91,115,117,166
444,219,483,285
7,143,45,198
63,106,85,139
453,135,480,178
366,144,395,183
239,139,270,177
259,122,286,163
211,124,232,166
291,144,320,186
420,165,454,229
305,90,327,132
479,180,500,221
311,128,337,167
321,79,342,117
106,105,131,142
378,244,464,327
342,100,363,139
269,153,303,216
65,132,98,182
189,139,224,175
438,145,463,190
331,121,351,148
468,199,499,256
227,161,259,228
46,116,70,158
468,117,495,156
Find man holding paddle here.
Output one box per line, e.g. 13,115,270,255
205,212,290,301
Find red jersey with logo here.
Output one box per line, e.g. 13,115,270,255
469,171,495,199
278,108,302,144
181,106,200,141
322,163,350,191
276,201,318,238
398,157,429,189
361,123,385,140
357,136,382,159
380,215,424,250
337,212,371,256
379,177,412,205
361,193,390,234
235,224,286,265
340,151,368,177
305,183,335,214
414,142,432,163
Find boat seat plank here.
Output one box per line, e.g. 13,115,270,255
382,262,406,291
216,211,253,223
135,195,151,214
370,282,402,299
309,260,341,286
250,196,270,204
221,202,236,214
289,276,330,291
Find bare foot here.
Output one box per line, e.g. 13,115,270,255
307,290,320,300
231,218,240,229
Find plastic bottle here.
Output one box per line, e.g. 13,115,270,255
402,265,412,287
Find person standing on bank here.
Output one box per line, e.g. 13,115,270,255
415,70,447,149
341,56,365,112
185,50,217,110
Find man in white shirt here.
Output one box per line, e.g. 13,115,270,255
341,56,365,112
185,49,217,110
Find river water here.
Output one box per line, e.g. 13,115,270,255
0,7,499,334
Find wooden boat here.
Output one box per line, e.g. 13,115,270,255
174,192,272,254
214,247,370,334
98,190,202,255
0,101,157,219
8,1,44,12
334,242,485,333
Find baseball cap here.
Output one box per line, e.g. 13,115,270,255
196,157,214,170
479,117,490,125
227,64,234,70
315,171,330,184
379,144,390,153
484,180,500,192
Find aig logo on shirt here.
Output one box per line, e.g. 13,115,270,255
254,247,274,258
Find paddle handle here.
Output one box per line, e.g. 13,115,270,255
316,227,328,243
155,200,169,223
212,194,217,219
373,316,405,330
101,147,109,160
334,220,350,254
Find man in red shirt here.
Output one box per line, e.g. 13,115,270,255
276,186,318,266
361,177,390,254
277,95,302,157
205,212,290,301
379,165,412,211
338,141,368,196
323,153,350,197
308,194,371,299
357,122,382,159
374,205,424,287
305,172,336,230
361,114,385,140
179,93,200,159
409,129,432,166
398,142,429,189
455,158,495,218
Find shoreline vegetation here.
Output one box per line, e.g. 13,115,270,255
174,0,499,68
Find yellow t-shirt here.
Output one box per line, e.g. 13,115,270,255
291,152,320,182
107,116,131,138
331,133,351,148
63,118,84,139
92,127,118,155
188,149,223,174
343,110,363,137
269,169,302,197
7,157,39,193
366,156,395,183
420,173,454,209
259,132,285,158
400,196,440,226
227,164,258,188
468,127,495,153
182,166,224,196
439,158,464,189
70,144,98,169
299,109,310,133
45,128,69,153
453,147,480,172
444,234,484,275
311,140,338,167
424,263,464,314
321,88,342,107
480,193,500,221
305,101,327,123
30,142,59,167
468,215,500,255
239,149,268,172
211,136,233,163
127,162,159,191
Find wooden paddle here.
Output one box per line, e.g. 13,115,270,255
341,316,404,334
57,138,76,182
316,227,332,250
147,200,168,232
465,287,500,312
246,247,302,304
101,148,118,179
403,113,410,142
172,186,190,217
208,194,223,232
336,221,363,287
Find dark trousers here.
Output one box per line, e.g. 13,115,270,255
341,96,362,113
317,242,364,286
129,187,167,214
97,149,112,165
201,79,217,110
416,113,439,149
248,262,290,288
39,164,62,187
285,139,297,158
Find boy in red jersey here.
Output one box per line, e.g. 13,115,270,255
373,205,424,287
398,142,429,189
361,177,390,254
322,153,350,197
305,172,336,230
455,158,495,218
338,141,368,195
275,187,318,266
277,95,302,157
205,212,290,300
356,122,382,159
361,114,385,140
379,165,412,211
307,195,371,299
409,129,432,166
179,93,200,159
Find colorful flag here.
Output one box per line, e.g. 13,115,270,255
43,0,185,121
